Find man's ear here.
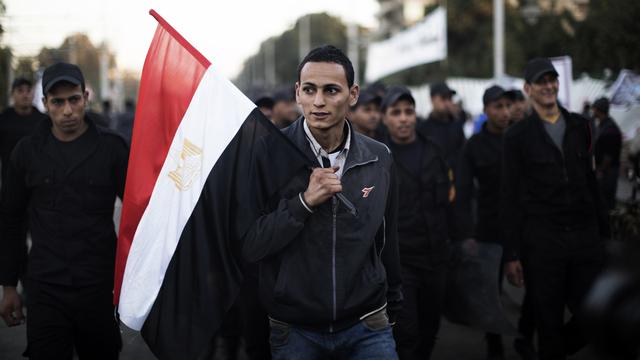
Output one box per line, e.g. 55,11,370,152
349,84,360,107
295,82,300,104
523,83,531,97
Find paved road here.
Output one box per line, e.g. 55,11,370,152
0,284,602,359
1,180,634,359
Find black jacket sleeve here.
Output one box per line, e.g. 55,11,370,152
0,142,30,286
241,143,313,263
455,141,475,241
242,196,313,263
500,132,523,262
380,160,402,322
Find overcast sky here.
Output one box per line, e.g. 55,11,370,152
3,0,379,78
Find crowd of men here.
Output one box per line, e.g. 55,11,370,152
0,45,632,360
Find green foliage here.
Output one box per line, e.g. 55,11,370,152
234,1,640,88
235,13,355,90
37,34,102,99
573,0,640,76
15,57,36,81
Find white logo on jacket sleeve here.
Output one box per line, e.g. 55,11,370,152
361,186,375,198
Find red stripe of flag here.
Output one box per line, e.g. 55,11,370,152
113,10,211,303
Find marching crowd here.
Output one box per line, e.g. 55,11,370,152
0,44,633,360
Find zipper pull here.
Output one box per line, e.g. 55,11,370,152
336,193,357,217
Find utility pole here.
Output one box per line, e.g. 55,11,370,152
265,40,276,87
347,23,360,84
299,15,311,63
493,0,505,82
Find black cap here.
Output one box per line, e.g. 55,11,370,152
512,89,525,101
11,77,32,91
592,97,610,114
381,86,415,112
42,62,85,94
524,58,559,83
430,82,456,98
272,87,295,104
483,85,516,105
354,89,381,109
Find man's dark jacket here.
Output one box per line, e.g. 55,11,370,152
456,123,503,245
0,107,46,183
500,107,608,261
382,132,451,268
242,118,402,333
593,116,622,169
0,116,129,287
417,113,466,174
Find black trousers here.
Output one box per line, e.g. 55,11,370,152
393,264,447,360
25,279,121,360
521,218,604,360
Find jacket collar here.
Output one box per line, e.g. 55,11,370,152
286,116,378,171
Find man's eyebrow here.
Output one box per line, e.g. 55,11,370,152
300,81,342,88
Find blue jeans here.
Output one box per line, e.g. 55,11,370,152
269,309,398,360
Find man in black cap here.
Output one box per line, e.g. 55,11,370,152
0,78,47,185
418,81,466,178
349,88,384,140
510,90,528,123
456,85,515,360
591,97,622,211
380,86,452,360
270,87,299,129
500,58,608,360
0,62,128,359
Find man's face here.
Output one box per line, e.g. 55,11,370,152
296,62,358,132
43,83,88,137
12,84,34,109
350,102,381,134
511,99,528,122
524,73,559,108
258,106,273,120
484,98,512,132
271,100,299,126
383,99,417,144
431,94,453,115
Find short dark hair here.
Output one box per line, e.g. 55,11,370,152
11,78,32,91
297,45,355,88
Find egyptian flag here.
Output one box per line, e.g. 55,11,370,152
114,10,305,359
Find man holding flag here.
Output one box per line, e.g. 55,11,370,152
242,45,402,359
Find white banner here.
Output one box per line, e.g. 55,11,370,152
550,56,572,110
609,69,640,107
365,7,447,83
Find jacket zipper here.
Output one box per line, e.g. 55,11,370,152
329,157,378,333
330,196,338,333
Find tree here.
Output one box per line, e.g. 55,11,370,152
572,0,640,76
234,13,368,91
37,33,117,102
15,57,36,80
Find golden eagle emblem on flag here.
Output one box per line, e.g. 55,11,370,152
168,138,203,191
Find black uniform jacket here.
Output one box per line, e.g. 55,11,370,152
417,112,466,174
456,123,503,244
0,107,46,183
382,132,451,268
500,107,608,261
593,116,622,169
0,116,128,286
242,118,402,333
